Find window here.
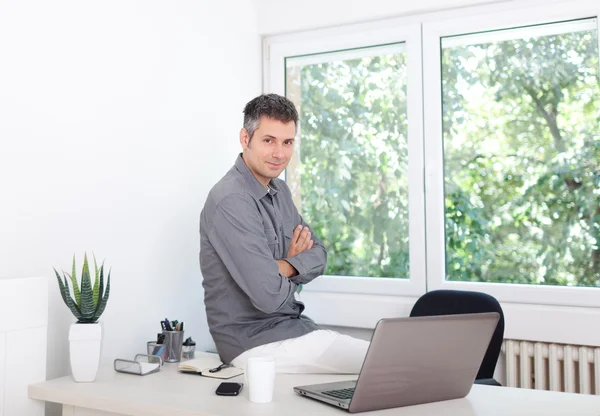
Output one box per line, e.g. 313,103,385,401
286,44,409,279
267,23,425,296
266,2,600,325
441,19,600,287
424,6,600,308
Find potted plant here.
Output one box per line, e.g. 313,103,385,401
54,253,111,382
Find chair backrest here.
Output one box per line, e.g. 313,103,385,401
409,290,505,380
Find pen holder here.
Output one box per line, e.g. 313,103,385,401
162,330,184,363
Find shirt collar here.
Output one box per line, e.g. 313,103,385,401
234,153,279,200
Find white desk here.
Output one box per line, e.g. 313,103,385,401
29,354,600,416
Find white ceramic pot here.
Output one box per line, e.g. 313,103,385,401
69,322,102,382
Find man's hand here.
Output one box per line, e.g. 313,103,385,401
287,225,314,258
278,225,314,279
277,260,297,278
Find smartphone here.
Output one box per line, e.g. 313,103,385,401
215,382,244,396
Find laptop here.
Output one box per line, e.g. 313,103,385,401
294,312,499,413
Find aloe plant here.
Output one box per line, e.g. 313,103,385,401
54,253,111,323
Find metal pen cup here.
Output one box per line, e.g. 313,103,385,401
162,330,184,363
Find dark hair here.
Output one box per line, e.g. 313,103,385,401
243,94,298,141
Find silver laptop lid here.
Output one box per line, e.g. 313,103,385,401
348,312,499,413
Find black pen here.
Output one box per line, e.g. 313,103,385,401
209,363,232,373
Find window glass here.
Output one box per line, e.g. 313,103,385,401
286,44,409,278
441,19,600,286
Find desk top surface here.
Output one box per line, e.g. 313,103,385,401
29,353,600,416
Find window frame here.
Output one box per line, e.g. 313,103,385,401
266,21,427,297
423,2,600,308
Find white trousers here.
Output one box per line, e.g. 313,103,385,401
231,329,370,374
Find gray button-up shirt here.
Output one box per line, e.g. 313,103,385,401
200,154,326,363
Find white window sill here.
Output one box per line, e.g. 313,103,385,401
298,290,600,347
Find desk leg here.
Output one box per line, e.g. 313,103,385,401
62,405,126,416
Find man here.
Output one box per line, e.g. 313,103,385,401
200,94,369,373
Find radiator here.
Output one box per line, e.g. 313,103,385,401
502,340,600,395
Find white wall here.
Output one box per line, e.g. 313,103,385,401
0,1,261,414
255,0,514,34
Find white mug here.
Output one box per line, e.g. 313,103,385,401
245,357,276,403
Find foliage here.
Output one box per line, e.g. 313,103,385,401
54,253,111,323
289,50,410,278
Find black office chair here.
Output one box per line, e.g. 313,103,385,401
409,289,505,386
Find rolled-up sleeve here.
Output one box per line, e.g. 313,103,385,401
207,194,297,314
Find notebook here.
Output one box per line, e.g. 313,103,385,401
177,353,244,379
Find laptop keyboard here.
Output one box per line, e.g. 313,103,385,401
322,387,355,400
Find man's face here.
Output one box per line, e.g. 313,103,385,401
240,116,296,187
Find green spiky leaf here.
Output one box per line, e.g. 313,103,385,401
92,254,100,308
95,264,105,315
63,278,82,317
79,253,95,320
70,254,81,306
54,268,68,305
55,269,81,319
93,269,111,321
